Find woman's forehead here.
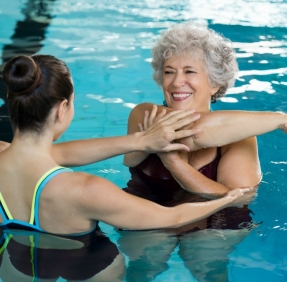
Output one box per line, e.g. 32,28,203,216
164,52,204,67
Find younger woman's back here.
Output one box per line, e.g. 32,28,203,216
0,144,96,234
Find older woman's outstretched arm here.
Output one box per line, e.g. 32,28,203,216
124,102,287,167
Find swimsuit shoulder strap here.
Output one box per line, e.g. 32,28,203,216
0,192,13,223
31,166,73,229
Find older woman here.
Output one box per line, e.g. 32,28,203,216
123,20,287,204
118,21,286,281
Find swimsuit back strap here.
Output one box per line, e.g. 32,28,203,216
30,167,73,229
0,192,13,222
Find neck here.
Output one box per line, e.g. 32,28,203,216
197,104,211,112
10,130,55,159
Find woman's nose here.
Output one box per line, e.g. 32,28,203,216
172,73,186,87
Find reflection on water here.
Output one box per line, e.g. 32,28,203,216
0,0,57,142
53,0,287,28
0,227,125,281
118,227,253,282
0,0,287,281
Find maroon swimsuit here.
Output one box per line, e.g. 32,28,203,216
124,148,253,231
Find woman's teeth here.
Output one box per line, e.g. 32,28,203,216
172,93,191,98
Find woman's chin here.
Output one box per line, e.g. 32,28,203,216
170,103,193,111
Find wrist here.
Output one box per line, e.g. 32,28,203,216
131,131,146,152
159,152,181,167
220,194,235,208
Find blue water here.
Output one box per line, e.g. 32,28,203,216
0,0,287,281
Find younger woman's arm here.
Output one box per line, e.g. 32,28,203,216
51,106,198,166
0,107,198,167
76,173,255,230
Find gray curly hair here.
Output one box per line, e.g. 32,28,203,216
151,21,238,102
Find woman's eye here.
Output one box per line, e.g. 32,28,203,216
164,71,173,74
186,70,195,74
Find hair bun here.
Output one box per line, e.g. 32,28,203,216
3,55,42,96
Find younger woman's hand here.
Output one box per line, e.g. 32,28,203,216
138,105,201,153
227,187,257,208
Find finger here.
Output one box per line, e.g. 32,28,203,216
155,108,167,121
138,123,144,132
240,187,253,193
171,129,201,140
152,109,191,123
148,105,158,127
156,110,196,125
163,143,190,152
143,111,150,131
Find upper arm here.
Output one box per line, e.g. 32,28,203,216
77,175,173,230
217,137,262,189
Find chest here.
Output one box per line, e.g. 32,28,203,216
186,147,219,170
135,147,220,183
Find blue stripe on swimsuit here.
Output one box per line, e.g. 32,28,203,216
0,167,72,232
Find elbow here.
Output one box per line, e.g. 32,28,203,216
167,207,195,228
177,128,207,151
191,128,210,149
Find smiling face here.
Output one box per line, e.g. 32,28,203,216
162,53,219,112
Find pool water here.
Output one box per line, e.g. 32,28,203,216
0,0,287,281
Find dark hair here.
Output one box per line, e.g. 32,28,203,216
3,54,73,133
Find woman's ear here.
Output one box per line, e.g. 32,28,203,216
210,86,220,96
55,99,69,123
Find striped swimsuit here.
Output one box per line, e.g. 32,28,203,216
0,166,72,231
0,167,120,281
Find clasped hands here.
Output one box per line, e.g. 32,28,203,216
138,104,200,155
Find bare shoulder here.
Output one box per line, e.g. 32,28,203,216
133,102,154,112
129,103,154,119
54,171,120,203
53,171,142,223
53,171,105,194
44,171,102,199
44,171,117,215
128,103,155,133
